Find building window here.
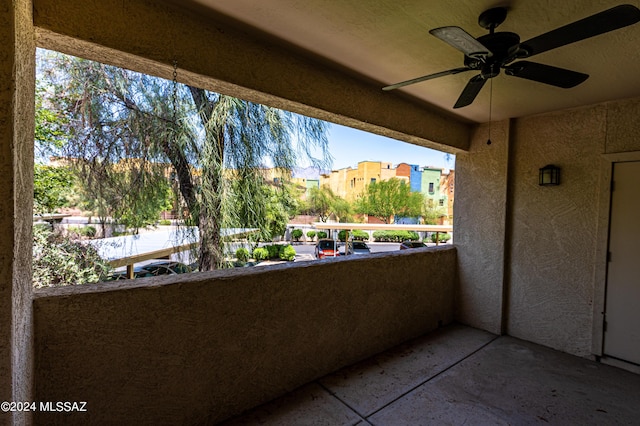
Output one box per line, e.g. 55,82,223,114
439,199,444,206
428,182,434,193
371,178,376,184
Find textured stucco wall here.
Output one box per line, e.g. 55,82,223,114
455,97,640,358
33,0,470,153
604,97,640,153
507,106,607,357
0,1,35,425
454,120,510,334
33,247,456,425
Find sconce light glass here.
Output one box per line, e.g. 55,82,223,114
539,164,560,186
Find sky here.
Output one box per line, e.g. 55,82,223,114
321,123,455,172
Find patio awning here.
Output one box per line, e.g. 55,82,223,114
312,222,452,232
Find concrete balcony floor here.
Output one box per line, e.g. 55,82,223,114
222,324,640,425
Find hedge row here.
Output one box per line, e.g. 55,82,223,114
239,244,296,262
372,230,419,242
337,229,369,241
430,232,451,243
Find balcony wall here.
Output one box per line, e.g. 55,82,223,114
33,246,456,425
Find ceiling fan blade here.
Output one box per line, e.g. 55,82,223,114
504,61,589,88
430,26,492,58
520,4,640,57
454,75,486,108
383,67,473,91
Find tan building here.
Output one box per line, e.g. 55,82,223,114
320,167,351,199
321,161,398,201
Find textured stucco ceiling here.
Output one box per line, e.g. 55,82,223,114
175,0,640,123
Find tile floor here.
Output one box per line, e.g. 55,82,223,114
221,324,640,425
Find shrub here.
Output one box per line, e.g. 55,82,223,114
80,225,97,238
338,229,369,241
306,230,316,241
235,247,250,262
353,230,369,241
372,230,387,242
406,231,419,241
253,247,268,261
280,245,296,261
430,232,451,243
372,230,419,242
33,226,111,288
158,219,172,226
317,231,328,239
266,244,280,259
66,225,97,239
291,229,303,242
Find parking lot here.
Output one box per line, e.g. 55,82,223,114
290,241,441,262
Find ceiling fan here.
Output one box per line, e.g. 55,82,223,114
383,4,640,108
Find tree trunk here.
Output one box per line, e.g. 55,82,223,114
161,141,197,219
188,86,224,270
197,167,222,271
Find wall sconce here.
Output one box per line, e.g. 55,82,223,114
539,164,561,186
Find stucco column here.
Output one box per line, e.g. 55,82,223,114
454,120,510,335
0,0,35,425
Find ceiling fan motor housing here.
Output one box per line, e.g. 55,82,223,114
464,32,521,79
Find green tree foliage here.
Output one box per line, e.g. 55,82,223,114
332,196,354,223
32,225,112,288
306,185,351,222
37,50,330,270
422,205,447,225
306,230,316,241
112,168,174,234
33,164,75,214
230,179,300,243
307,186,335,222
356,178,424,223
34,84,69,155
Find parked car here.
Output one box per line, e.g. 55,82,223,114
104,261,193,281
399,241,427,250
342,241,371,256
143,261,193,276
104,266,154,281
315,239,341,259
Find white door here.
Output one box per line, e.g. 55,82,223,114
604,161,640,365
